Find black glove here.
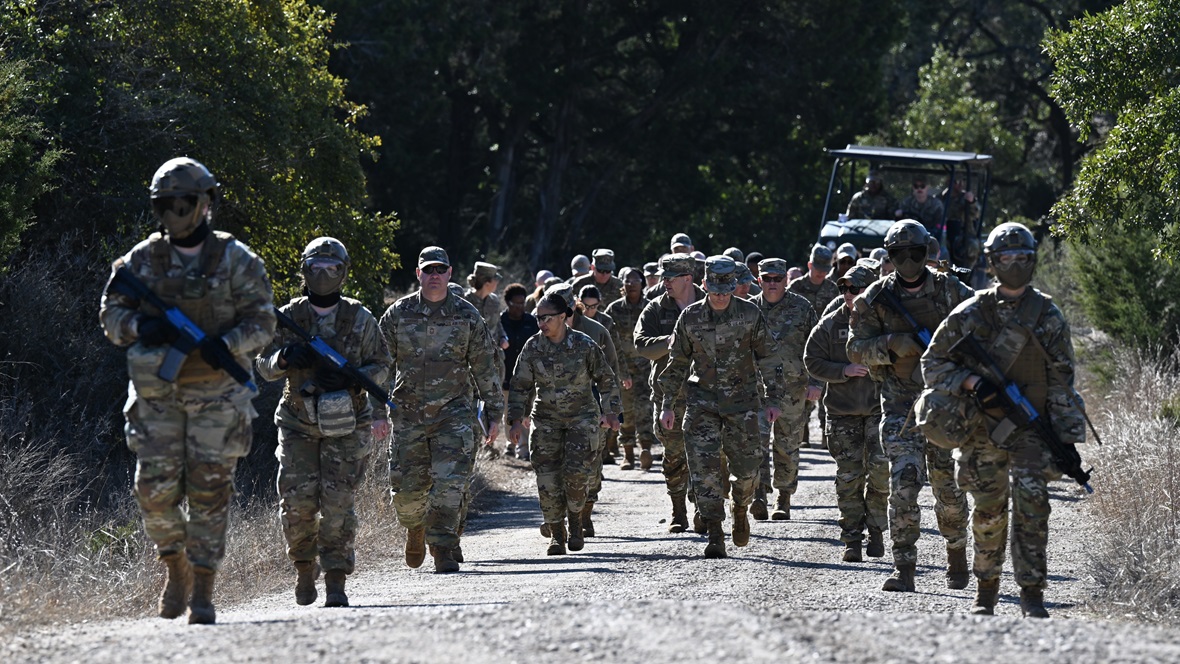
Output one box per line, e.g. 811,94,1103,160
200,336,231,371
280,343,315,370
138,316,177,347
315,366,353,392
973,379,1003,411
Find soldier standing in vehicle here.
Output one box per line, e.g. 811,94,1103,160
921,222,1085,618
751,258,817,521
847,220,972,593
508,291,620,556
634,253,705,532
658,256,784,559
846,170,898,219
376,247,502,573
896,176,946,242
257,238,391,608
100,157,275,624
805,264,889,562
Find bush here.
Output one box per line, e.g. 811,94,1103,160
1085,347,1180,621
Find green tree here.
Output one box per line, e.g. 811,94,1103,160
0,56,63,257
0,0,397,306
1046,0,1180,250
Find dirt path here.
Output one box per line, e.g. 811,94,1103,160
11,440,1180,663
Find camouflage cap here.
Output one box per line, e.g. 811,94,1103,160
545,282,576,309
543,276,564,288
856,257,881,271
735,262,755,285
643,261,659,276
809,245,833,270
758,257,788,275
592,248,615,271
703,255,738,294
836,242,858,260
418,246,450,268
838,265,877,289
472,261,501,280
657,252,695,278
869,247,889,264
670,233,693,251
723,247,744,262
571,254,591,273
534,269,555,284
619,266,640,282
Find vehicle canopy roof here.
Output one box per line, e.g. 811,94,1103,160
825,144,993,167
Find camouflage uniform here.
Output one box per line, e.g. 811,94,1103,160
606,293,656,454
789,273,840,447
922,286,1084,592
897,195,946,238
508,329,620,525
462,288,507,347
571,273,624,300
847,268,971,567
846,188,898,219
752,281,817,498
658,295,784,523
257,297,391,574
378,288,502,551
573,312,619,504
804,279,888,546
635,277,706,499
100,231,275,571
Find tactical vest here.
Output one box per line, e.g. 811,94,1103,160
143,231,234,384
978,289,1048,414
281,298,367,421
877,281,945,387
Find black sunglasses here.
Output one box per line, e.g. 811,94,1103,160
761,275,786,283
151,195,199,217
839,285,863,295
888,246,927,263
421,264,449,275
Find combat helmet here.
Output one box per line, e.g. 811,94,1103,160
150,157,219,240
984,222,1037,290
883,220,933,280
301,237,350,296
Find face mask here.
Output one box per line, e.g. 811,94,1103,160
303,258,347,296
153,195,207,241
889,245,927,280
991,252,1036,289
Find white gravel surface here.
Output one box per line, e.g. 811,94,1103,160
11,439,1180,663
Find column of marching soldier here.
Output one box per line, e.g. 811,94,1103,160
101,158,1089,625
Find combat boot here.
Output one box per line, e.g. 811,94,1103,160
452,541,464,563
971,578,1000,616
567,510,585,551
1020,587,1050,618
430,545,460,573
866,526,885,558
946,546,970,590
602,446,617,465
693,507,707,534
405,527,426,568
771,493,791,521
842,541,863,563
158,551,192,619
750,488,769,521
546,522,567,556
582,502,596,537
703,521,727,559
187,566,216,625
881,564,916,592
293,561,319,606
621,445,636,470
732,504,750,547
639,448,653,471
668,494,689,533
324,570,348,607
540,522,551,538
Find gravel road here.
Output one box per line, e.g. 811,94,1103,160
11,439,1180,663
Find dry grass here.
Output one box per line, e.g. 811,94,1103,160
1084,347,1180,622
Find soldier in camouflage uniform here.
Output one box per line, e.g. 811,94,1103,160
847,220,972,593
922,222,1085,618
753,258,819,521
846,170,898,219
580,284,629,465
100,157,275,624
896,176,946,244
789,245,839,449
659,256,785,559
804,265,889,562
376,247,502,573
635,253,705,532
508,291,621,555
571,248,624,297
257,237,391,608
606,267,655,470
463,261,509,351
